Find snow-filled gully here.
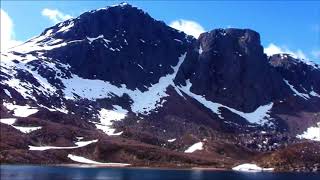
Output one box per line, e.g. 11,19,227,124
178,80,274,126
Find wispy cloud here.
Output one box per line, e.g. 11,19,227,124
169,19,205,38
0,9,22,52
42,8,72,24
264,43,307,60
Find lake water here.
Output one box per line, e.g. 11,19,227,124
1,165,320,180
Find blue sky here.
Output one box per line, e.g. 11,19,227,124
1,1,320,63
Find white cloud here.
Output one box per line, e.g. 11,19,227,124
0,9,22,52
42,8,72,24
264,43,307,60
169,19,205,38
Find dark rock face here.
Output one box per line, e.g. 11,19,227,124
269,54,320,97
176,28,290,112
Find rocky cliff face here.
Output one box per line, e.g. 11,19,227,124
176,28,291,112
269,54,320,98
1,3,319,172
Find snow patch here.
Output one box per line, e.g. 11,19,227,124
226,102,274,125
137,64,144,70
74,139,98,147
29,139,98,151
178,80,273,125
39,104,69,114
1,51,186,116
1,53,58,100
283,79,310,100
139,39,145,43
67,154,130,166
61,52,185,115
123,39,128,45
174,86,185,98
60,74,123,100
10,38,68,53
174,39,183,43
0,118,41,133
184,142,203,153
76,137,84,140
57,21,74,33
297,125,320,141
0,118,17,125
93,105,128,136
3,102,38,117
232,163,274,172
310,91,320,97
167,138,176,142
3,89,12,98
13,126,42,133
129,53,186,115
86,35,111,44
198,45,203,54
310,87,320,98
178,80,223,119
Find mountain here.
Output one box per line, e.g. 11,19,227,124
1,3,320,171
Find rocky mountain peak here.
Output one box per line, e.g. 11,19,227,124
198,28,261,53
39,3,158,41
269,53,319,70
8,2,194,92
268,54,320,98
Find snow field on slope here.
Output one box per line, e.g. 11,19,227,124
297,125,320,142
178,80,274,125
29,139,98,151
0,118,42,133
92,105,128,136
184,142,204,153
67,154,130,166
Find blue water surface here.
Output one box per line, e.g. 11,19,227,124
1,165,319,180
